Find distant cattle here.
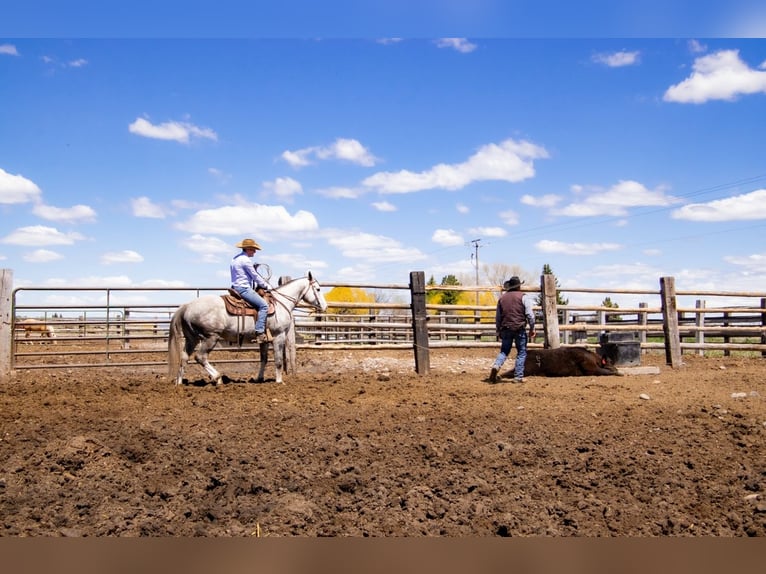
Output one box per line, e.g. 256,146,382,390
519,347,620,377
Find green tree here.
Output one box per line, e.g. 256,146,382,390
601,296,622,322
439,274,461,306
426,274,466,306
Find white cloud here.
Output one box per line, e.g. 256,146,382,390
0,168,42,204
372,201,397,212
469,226,506,238
177,204,319,236
456,203,469,214
128,117,217,144
1,225,86,246
499,210,519,225
664,49,766,103
671,188,766,221
263,177,303,201
316,186,363,199
592,50,640,67
535,239,622,255
32,203,97,223
281,149,312,168
184,234,232,263
335,264,377,282
131,196,166,218
428,258,475,279
170,199,208,210
67,58,88,68
724,252,766,273
269,252,329,273
363,138,549,194
0,44,19,56
521,193,562,208
434,38,477,53
282,138,377,168
327,231,426,263
688,39,707,53
23,249,64,263
100,250,144,264
432,229,464,246
553,180,680,217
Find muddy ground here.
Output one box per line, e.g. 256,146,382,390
1,345,765,537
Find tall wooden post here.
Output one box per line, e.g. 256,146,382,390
660,276,682,367
0,269,13,382
410,271,430,375
761,298,766,358
723,311,731,357
540,274,560,349
638,302,648,352
695,300,705,356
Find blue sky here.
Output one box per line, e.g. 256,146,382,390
2,7,766,306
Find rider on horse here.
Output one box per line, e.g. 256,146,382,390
230,238,271,344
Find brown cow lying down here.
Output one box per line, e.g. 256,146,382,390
509,347,621,378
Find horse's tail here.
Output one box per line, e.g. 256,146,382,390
167,305,186,381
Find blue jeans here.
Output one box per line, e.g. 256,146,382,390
492,328,528,379
234,286,268,333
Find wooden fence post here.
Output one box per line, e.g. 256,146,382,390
410,271,430,374
660,276,682,367
541,274,560,349
695,300,705,356
761,298,766,358
639,302,648,352
0,269,13,382
123,309,131,350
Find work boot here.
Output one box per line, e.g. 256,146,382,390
253,332,269,344
488,367,498,384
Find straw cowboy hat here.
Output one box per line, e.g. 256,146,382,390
236,238,262,250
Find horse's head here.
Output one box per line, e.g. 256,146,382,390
304,270,328,312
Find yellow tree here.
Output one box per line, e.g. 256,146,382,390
325,286,376,315
428,274,495,320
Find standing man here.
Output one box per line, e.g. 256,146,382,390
488,276,536,384
230,238,270,344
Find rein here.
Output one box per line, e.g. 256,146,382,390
270,278,321,314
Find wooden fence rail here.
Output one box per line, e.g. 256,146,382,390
2,268,765,381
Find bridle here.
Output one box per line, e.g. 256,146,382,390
269,276,324,313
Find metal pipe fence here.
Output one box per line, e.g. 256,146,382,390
3,272,766,376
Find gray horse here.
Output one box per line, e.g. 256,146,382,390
168,271,327,386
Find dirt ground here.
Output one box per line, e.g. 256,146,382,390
1,344,765,537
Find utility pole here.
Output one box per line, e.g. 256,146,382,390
469,238,482,309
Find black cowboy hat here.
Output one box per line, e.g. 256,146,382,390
503,276,523,291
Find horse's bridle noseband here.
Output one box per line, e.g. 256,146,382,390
270,277,324,313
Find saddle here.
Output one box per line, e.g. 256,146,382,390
221,288,275,318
